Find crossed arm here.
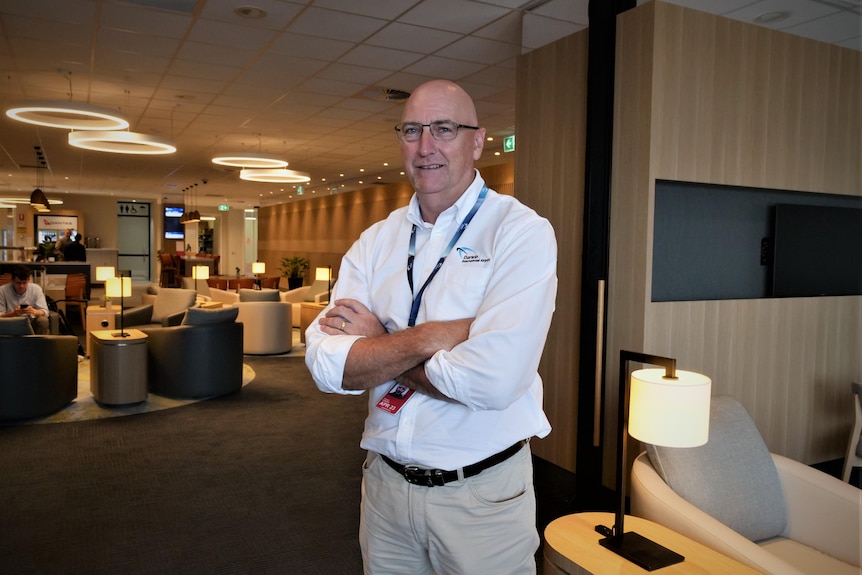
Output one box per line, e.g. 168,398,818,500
318,298,471,400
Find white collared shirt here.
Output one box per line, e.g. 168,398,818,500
305,172,557,469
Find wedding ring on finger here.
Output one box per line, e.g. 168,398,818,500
340,320,346,330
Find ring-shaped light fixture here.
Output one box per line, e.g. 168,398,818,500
240,168,311,183
211,153,288,169
68,130,177,155
6,101,129,130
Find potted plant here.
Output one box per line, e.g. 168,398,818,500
280,256,309,290
40,240,57,262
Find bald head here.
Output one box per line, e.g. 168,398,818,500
401,80,478,126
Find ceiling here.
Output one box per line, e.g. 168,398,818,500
1,0,859,212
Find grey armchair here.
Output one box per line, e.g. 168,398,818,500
141,307,243,399
122,287,197,329
0,317,78,422
631,396,861,575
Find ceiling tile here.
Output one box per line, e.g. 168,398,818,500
399,0,512,34
287,7,388,42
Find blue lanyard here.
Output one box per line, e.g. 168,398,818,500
407,185,488,327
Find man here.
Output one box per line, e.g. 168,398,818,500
305,80,557,574
63,233,87,262
0,264,50,334
55,228,72,258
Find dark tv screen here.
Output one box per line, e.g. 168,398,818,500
771,204,862,297
164,206,184,240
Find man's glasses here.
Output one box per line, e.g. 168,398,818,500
394,120,479,142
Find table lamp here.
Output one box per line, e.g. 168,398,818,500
105,273,132,338
252,261,265,289
315,266,331,302
96,266,115,307
192,264,209,294
596,350,711,571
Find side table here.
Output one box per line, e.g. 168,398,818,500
543,512,762,575
299,302,327,344
89,329,148,406
85,305,118,357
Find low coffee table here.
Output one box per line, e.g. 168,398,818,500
89,328,148,406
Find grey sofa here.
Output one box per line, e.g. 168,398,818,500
141,307,243,399
0,317,78,422
121,287,197,329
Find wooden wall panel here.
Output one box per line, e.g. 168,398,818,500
608,1,862,470
515,31,589,472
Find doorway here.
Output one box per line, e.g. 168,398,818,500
117,201,151,281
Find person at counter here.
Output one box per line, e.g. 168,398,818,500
63,233,86,262
0,265,50,334
55,229,72,257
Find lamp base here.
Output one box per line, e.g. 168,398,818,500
599,531,684,571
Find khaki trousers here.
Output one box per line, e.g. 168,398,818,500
360,443,538,575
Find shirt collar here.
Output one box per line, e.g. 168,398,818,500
406,169,485,229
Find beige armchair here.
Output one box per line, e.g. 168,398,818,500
234,289,292,355
630,396,861,575
280,279,331,327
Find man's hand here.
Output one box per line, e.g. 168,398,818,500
318,298,387,338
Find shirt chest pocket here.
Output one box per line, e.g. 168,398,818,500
422,262,493,319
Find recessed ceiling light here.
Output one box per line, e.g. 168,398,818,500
234,6,267,19
753,11,791,24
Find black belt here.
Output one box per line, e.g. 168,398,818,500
380,440,526,487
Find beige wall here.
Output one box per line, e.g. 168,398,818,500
606,0,861,480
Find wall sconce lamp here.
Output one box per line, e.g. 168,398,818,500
596,350,711,571
315,266,332,302
192,265,209,295
95,266,115,307
252,261,265,289
105,272,132,338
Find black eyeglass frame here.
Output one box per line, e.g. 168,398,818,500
394,121,480,142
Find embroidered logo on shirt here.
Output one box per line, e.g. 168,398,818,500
456,247,490,263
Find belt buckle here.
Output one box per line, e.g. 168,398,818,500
402,465,446,487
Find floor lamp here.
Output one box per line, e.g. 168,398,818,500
105,272,132,338
315,266,331,302
95,266,115,307
192,265,209,295
252,261,265,289
596,350,711,571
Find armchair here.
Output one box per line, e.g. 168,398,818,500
141,306,243,399
280,278,331,327
234,289,292,355
630,396,861,575
123,287,197,329
0,317,78,422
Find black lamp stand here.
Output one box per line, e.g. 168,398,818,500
596,350,684,571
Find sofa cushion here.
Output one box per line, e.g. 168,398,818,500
304,281,329,302
0,317,35,336
182,306,239,326
151,288,197,323
239,288,279,302
645,396,787,542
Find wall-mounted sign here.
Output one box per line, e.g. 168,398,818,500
503,134,515,153
37,214,77,230
218,204,229,211
117,201,149,216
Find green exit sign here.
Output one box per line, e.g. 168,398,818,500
218,204,229,211
503,134,515,153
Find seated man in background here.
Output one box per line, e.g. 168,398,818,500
63,233,87,262
0,264,50,334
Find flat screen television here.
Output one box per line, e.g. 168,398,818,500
771,204,862,297
164,206,184,240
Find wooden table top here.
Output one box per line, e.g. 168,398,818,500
544,512,763,575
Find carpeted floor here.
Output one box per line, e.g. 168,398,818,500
0,356,368,575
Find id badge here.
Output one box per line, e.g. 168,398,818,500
375,382,415,414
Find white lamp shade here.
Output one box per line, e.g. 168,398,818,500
96,266,115,281
628,368,711,448
252,262,266,275
192,265,210,280
315,267,331,282
105,276,132,298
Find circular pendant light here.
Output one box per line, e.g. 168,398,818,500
239,168,311,183
6,101,129,130
68,130,177,155
211,153,288,168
